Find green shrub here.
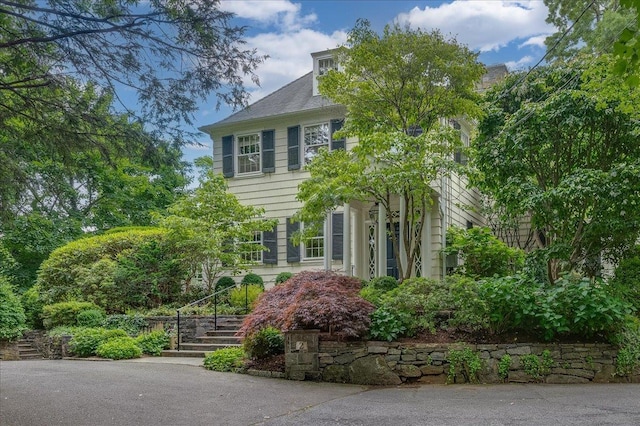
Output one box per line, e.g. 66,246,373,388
0,278,27,340
498,354,512,381
367,276,399,292
41,301,103,329
447,274,488,331
447,347,482,384
135,330,170,356
612,316,640,377
69,327,128,357
476,275,537,335
203,347,245,372
274,272,293,285
47,326,83,338
96,336,142,360
520,350,553,381
103,314,147,335
610,253,640,314
229,284,263,310
243,326,284,359
241,273,264,289
359,286,388,307
21,284,45,329
215,276,236,293
445,226,524,278
76,309,106,328
368,307,409,342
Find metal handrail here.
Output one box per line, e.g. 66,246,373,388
175,284,247,351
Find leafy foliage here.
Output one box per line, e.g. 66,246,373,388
521,350,554,381
498,354,512,381
96,336,142,360
41,301,103,329
135,331,170,356
610,248,640,313
21,284,44,329
69,328,128,357
475,59,640,281
445,226,524,278
367,276,399,292
103,314,148,335
274,272,293,285
446,347,482,384
242,326,284,360
36,228,188,312
203,347,245,372
229,285,263,311
241,273,264,289
368,307,409,342
161,163,277,291
237,271,375,339
296,20,485,281
0,278,26,340
76,310,106,328
612,316,640,377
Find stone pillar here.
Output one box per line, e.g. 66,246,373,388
343,203,352,276
285,330,320,381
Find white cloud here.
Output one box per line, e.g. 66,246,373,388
519,34,549,49
244,29,347,102
396,1,554,52
221,0,317,31
505,55,534,71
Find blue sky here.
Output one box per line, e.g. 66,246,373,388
183,0,555,162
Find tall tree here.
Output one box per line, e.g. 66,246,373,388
474,58,640,282
295,20,485,281
0,0,264,142
161,158,277,292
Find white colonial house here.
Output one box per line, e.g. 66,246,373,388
200,50,508,286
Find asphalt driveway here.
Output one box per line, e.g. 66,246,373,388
1,359,639,426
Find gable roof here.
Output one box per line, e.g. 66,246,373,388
201,72,339,131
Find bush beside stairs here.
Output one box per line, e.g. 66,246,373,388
161,315,244,358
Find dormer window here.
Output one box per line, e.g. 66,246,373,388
318,58,336,76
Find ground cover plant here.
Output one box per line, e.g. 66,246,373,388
96,336,142,360
203,347,245,372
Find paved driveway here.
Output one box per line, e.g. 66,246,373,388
1,359,639,426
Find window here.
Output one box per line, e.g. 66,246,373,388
303,226,324,259
237,134,261,174
242,231,263,263
303,123,330,164
318,58,336,76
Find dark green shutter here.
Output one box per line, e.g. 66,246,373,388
330,119,345,151
287,126,300,170
222,135,234,177
262,130,275,173
332,212,343,260
262,227,278,264
286,219,300,262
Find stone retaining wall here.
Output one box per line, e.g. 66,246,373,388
285,332,639,385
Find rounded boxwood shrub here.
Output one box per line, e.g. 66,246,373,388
41,301,103,329
76,309,106,328
96,336,142,360
203,347,245,372
274,272,293,285
367,276,398,292
243,326,284,359
69,327,128,357
241,273,264,289
0,278,27,340
135,331,170,356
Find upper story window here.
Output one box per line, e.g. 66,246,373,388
237,134,261,174
318,58,336,76
303,123,330,164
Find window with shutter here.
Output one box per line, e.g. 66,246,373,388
262,130,275,173
330,119,345,151
287,126,300,170
286,219,300,262
263,227,278,264
222,135,234,177
332,212,343,260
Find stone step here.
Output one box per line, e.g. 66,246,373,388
196,336,242,345
204,330,239,337
178,342,241,352
161,350,208,358
19,353,43,360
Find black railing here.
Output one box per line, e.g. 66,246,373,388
176,284,250,351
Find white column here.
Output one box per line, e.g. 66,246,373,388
377,203,387,277
324,212,332,271
423,209,432,278
343,203,352,276
399,197,408,277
